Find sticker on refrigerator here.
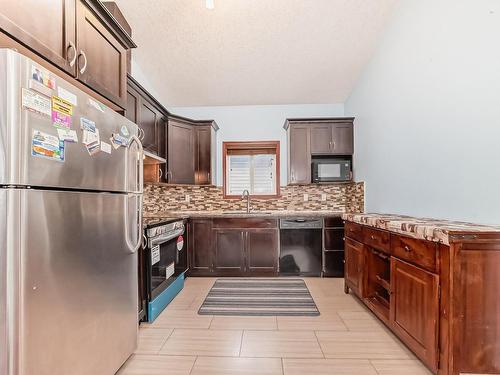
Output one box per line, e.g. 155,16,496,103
110,137,121,150
51,96,73,116
120,125,130,137
83,128,100,155
31,130,65,162
57,128,78,143
22,88,51,117
100,141,112,154
52,110,71,129
111,133,129,147
57,87,77,106
88,97,105,113
151,245,160,266
80,117,96,132
31,65,56,89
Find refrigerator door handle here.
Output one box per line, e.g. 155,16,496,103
127,135,144,194
124,194,142,254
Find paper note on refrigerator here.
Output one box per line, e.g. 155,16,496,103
31,130,64,162
57,128,78,143
22,89,51,117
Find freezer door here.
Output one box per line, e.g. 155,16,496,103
0,49,142,193
2,189,141,375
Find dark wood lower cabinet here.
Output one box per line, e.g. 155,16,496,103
188,218,278,276
247,229,279,275
213,230,245,274
188,219,213,276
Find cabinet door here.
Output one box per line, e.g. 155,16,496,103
289,125,311,184
168,121,195,184
195,126,211,185
345,238,364,297
332,123,353,155
246,229,278,275
76,0,127,107
189,219,213,275
310,124,333,154
213,230,245,275
125,85,140,124
0,0,77,75
139,100,160,154
390,258,439,372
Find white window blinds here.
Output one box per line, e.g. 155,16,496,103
226,153,276,195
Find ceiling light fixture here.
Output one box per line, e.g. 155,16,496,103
206,0,214,10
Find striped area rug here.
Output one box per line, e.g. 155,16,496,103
198,278,320,316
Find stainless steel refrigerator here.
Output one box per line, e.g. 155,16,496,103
0,49,143,375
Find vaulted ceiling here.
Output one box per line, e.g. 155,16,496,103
115,0,398,107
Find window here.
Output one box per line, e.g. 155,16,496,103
223,141,280,198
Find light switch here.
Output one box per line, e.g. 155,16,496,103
185,195,190,203
321,193,327,202
303,193,309,202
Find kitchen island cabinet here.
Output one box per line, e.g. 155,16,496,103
342,213,500,375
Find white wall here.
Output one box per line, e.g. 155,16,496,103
346,0,500,224
170,104,345,186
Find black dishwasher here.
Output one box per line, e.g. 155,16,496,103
279,218,323,276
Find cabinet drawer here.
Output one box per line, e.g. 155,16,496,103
363,227,390,253
345,221,363,242
212,218,278,229
391,235,437,272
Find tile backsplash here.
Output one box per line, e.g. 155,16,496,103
143,182,364,213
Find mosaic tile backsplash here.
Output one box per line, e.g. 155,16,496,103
143,182,364,214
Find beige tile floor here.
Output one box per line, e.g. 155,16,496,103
117,277,432,375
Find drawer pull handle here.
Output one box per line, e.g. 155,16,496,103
370,235,376,240
404,245,412,252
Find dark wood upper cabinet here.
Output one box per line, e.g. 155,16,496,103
332,123,354,155
168,119,195,184
125,84,139,123
194,126,212,185
0,0,77,75
310,124,333,154
390,258,439,372
139,100,160,154
0,0,136,109
166,116,218,185
246,229,279,275
284,118,354,184
288,125,311,184
76,0,127,107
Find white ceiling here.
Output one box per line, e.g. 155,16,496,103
115,0,399,107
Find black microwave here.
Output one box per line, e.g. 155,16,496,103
312,159,352,182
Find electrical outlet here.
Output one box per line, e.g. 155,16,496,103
185,194,190,203
303,193,309,202
321,193,327,202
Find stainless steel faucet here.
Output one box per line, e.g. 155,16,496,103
242,189,251,213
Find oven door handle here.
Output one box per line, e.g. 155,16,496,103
149,228,184,247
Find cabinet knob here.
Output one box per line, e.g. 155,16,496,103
371,235,376,240
404,245,412,252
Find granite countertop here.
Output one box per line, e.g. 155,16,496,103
144,210,344,219
342,213,500,245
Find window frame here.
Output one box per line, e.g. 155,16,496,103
222,141,280,199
